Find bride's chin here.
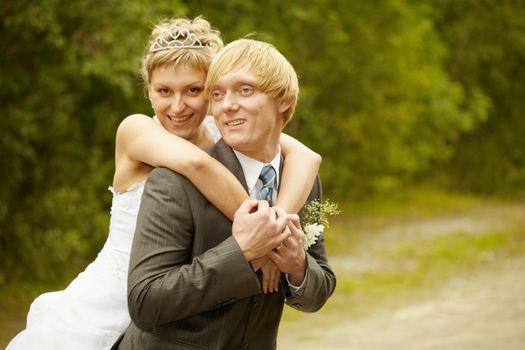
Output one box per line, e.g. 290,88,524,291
173,125,200,139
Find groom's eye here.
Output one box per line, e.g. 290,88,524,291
240,86,254,96
211,90,224,101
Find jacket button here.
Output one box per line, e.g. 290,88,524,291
253,302,259,311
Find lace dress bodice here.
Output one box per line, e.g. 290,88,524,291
91,181,145,282
107,182,145,254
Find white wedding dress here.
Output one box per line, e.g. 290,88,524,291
7,117,221,350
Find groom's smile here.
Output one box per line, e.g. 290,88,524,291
225,118,246,127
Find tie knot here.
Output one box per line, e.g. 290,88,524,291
259,164,276,186
256,164,276,205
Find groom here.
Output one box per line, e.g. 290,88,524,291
115,39,336,349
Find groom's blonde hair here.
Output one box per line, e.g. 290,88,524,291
205,39,299,126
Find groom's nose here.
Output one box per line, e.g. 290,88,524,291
221,92,239,112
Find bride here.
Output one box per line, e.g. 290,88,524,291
7,17,320,350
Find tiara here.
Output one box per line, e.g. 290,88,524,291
149,27,210,53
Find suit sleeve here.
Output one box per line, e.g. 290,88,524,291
283,175,337,312
127,168,261,330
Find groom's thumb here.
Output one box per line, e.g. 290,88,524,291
235,199,259,217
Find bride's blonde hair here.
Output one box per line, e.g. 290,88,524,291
141,17,223,96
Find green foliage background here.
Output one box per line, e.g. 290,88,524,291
1,0,523,285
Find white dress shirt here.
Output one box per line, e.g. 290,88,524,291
232,149,281,203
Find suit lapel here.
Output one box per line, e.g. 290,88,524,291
211,139,285,196
210,139,250,194
278,154,284,193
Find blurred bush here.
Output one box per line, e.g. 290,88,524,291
1,0,523,284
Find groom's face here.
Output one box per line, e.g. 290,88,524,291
210,66,286,163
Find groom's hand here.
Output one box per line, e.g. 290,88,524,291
232,199,290,262
268,210,307,286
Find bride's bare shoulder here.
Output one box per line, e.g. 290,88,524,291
115,114,160,140
118,114,156,130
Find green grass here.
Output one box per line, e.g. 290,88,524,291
341,184,499,219
353,229,521,290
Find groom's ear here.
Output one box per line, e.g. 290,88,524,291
278,97,294,114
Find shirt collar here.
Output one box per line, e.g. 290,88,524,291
233,148,281,193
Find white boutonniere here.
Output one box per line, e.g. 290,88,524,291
302,199,341,250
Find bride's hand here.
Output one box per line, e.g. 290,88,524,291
250,256,268,272
261,259,281,294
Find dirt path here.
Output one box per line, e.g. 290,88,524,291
279,255,525,349
278,204,525,349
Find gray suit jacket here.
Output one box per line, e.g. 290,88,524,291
115,139,336,349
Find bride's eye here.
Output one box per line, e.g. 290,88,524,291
187,87,203,95
157,88,170,96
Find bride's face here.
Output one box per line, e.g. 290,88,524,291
149,64,209,142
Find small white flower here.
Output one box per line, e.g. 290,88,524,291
301,198,340,250
303,223,324,250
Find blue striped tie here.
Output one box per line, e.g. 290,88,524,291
256,164,276,206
